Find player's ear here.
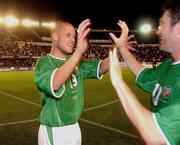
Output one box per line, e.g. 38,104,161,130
51,31,58,41
176,22,180,36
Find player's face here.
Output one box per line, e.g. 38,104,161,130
56,23,76,55
157,11,178,53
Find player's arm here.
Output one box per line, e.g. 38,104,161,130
109,20,143,76
53,19,91,91
109,47,166,145
99,57,109,75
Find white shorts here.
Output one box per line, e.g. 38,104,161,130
38,122,81,145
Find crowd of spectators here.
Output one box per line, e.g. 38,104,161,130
0,42,171,69
0,29,172,69
0,42,50,57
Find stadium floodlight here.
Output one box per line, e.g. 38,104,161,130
22,19,33,27
42,22,55,29
22,19,40,27
4,16,19,26
0,17,3,24
32,21,40,27
140,24,152,33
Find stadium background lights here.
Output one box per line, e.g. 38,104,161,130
22,19,39,27
4,16,20,26
0,17,3,23
0,16,155,33
0,16,55,28
140,24,152,33
42,22,55,29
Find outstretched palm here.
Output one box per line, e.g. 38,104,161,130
76,19,91,54
109,47,124,88
109,20,136,51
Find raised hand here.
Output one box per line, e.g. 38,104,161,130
127,35,137,51
109,47,124,88
76,19,92,54
109,20,136,51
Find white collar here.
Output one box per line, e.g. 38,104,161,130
47,54,66,60
173,61,180,65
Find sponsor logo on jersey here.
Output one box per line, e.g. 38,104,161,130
162,85,172,99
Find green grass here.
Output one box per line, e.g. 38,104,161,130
0,69,151,145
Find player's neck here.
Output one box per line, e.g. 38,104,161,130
172,52,180,62
50,47,66,60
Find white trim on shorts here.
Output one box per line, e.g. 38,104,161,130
38,124,52,145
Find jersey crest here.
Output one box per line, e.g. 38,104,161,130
162,85,172,99
152,83,172,106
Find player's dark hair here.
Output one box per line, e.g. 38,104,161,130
163,0,180,26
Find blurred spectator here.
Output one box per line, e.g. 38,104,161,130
0,43,171,68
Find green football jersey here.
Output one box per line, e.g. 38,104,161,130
136,59,180,145
34,54,102,127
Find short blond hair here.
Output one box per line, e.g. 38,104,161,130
51,20,74,34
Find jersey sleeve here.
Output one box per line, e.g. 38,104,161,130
80,60,103,80
136,67,161,93
34,57,65,98
136,60,172,93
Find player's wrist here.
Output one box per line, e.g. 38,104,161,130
74,49,83,57
118,46,129,53
116,42,127,48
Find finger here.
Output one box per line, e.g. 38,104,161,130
127,35,135,41
77,25,91,40
80,28,91,40
77,19,91,35
127,41,137,46
117,20,124,29
77,19,90,31
117,20,124,26
128,46,136,51
109,33,117,42
117,20,127,30
117,21,129,33
117,24,129,39
117,20,128,38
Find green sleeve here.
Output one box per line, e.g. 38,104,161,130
34,57,65,98
80,60,103,80
136,67,159,93
136,59,173,93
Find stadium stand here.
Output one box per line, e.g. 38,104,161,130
0,26,171,70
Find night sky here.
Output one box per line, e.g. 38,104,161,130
0,0,164,29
